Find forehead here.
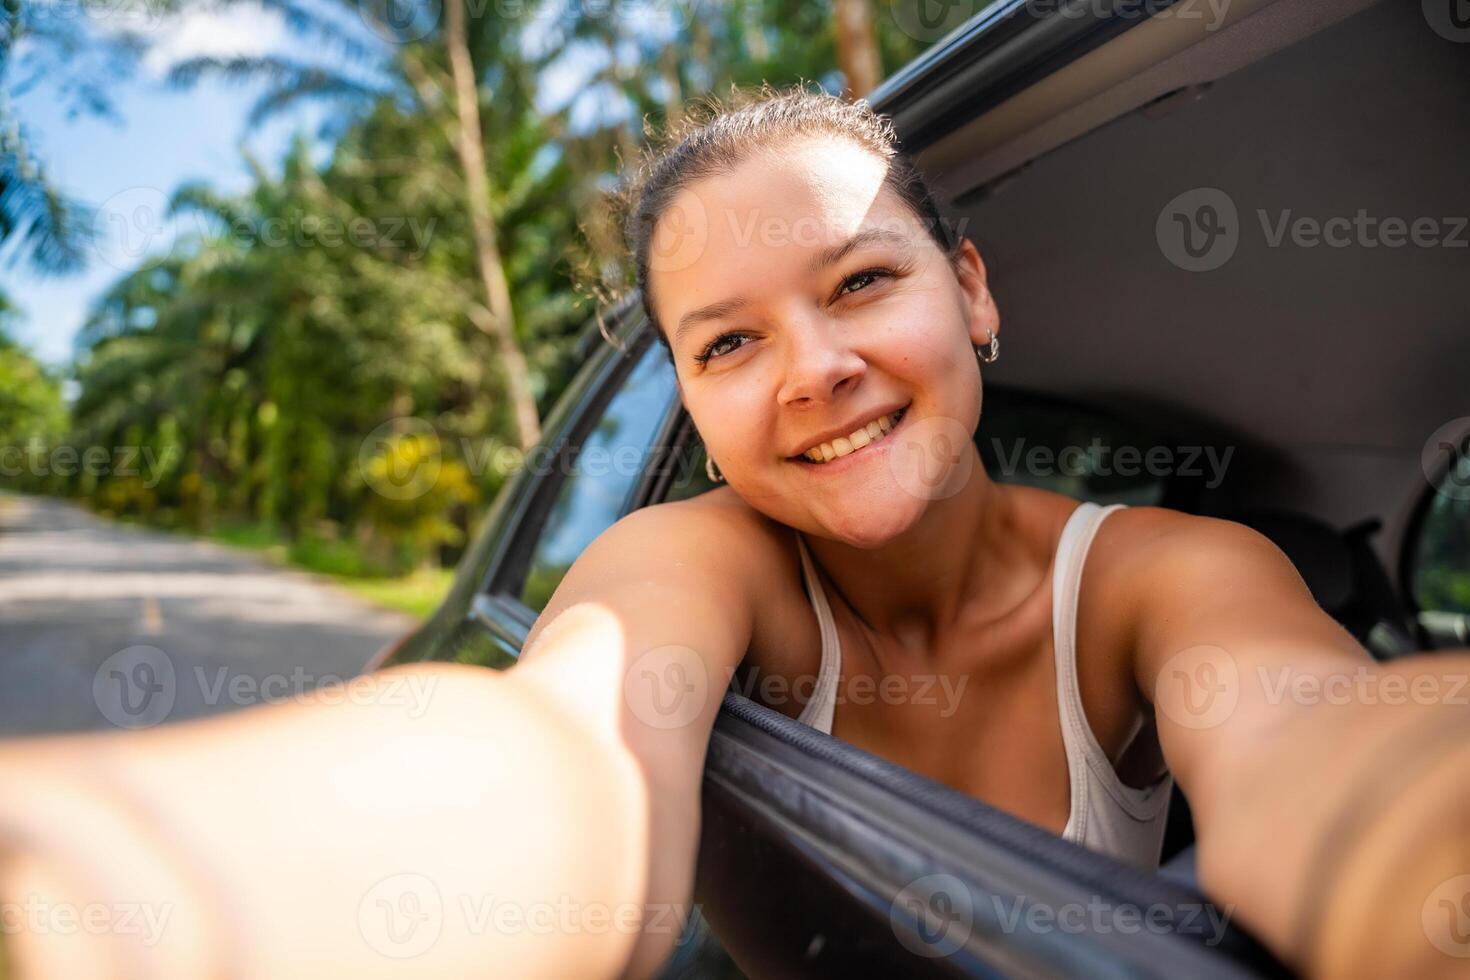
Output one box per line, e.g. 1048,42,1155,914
648,138,907,328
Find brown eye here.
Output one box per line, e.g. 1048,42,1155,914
695,332,749,364
838,267,894,296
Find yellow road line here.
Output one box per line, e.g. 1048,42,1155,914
141,595,163,635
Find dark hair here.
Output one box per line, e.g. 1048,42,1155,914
586,82,962,362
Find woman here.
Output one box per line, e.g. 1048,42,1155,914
2,85,1468,979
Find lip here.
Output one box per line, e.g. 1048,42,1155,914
786,403,912,473
786,403,912,460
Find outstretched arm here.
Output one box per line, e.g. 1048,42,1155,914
0,662,648,979
0,501,763,979
1126,511,1470,978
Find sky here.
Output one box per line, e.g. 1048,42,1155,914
3,0,604,367
3,2,336,363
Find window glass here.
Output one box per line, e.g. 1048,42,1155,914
978,392,1170,506
1412,437,1470,613
518,342,677,611
660,426,722,504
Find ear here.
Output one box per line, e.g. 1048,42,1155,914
952,238,1000,349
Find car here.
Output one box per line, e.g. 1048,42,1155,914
374,0,1470,975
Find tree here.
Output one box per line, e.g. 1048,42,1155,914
0,289,66,467
165,0,548,449
833,0,880,97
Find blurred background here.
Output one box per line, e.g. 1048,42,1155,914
0,0,942,621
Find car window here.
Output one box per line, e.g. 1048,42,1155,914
1410,434,1470,614
660,418,723,504
977,390,1171,505
518,340,678,612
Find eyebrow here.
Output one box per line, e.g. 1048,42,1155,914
671,226,913,349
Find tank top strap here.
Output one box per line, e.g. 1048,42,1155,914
793,531,842,734
1053,501,1171,848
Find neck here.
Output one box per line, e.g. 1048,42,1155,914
800,451,1040,664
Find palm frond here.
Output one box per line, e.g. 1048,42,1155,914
247,71,385,127
0,111,91,275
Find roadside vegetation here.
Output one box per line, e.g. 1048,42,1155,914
0,0,930,615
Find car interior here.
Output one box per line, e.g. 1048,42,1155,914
663,0,1470,866
392,0,1469,974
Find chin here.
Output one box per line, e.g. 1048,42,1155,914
813,486,927,549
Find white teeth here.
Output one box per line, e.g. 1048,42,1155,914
799,408,906,464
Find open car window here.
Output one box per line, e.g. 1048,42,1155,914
518,338,679,611
1406,422,1470,647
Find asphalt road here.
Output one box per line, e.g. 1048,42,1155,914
0,494,417,736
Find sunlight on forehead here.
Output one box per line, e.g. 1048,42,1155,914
655,138,907,351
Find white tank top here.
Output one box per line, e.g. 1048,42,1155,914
792,501,1174,869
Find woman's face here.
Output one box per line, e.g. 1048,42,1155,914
649,136,1000,547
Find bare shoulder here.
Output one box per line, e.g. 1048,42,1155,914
524,486,798,657
1092,505,1301,583
627,485,797,571
1082,503,1364,681
1083,504,1307,615
631,487,814,671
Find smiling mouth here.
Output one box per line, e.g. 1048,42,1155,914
789,404,910,465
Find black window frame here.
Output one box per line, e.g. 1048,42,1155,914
470,316,685,645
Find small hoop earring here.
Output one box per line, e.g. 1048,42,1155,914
705,454,724,483
975,332,1000,365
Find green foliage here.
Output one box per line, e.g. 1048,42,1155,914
1414,484,1470,614
0,293,66,450
15,0,938,587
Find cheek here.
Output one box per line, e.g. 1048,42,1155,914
691,383,773,463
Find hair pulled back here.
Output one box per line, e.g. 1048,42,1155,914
581,81,961,359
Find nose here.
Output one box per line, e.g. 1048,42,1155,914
775,313,867,408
